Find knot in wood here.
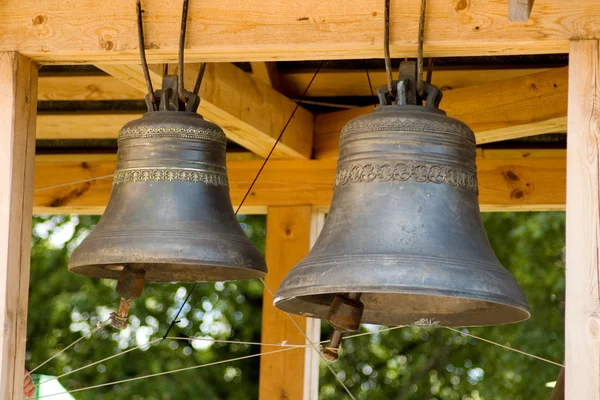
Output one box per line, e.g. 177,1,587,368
586,315,600,343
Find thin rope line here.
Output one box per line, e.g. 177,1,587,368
33,175,115,192
163,282,196,339
166,336,311,348
234,61,324,215
37,347,300,399
444,327,564,368
35,324,404,389
365,67,374,98
34,337,164,388
30,317,111,374
169,324,406,348
343,325,403,340
260,278,357,400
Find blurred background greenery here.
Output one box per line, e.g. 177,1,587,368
27,212,564,399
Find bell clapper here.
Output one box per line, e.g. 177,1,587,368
322,293,364,362
111,268,146,330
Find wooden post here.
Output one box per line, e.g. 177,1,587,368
509,0,534,22
0,53,38,399
566,40,600,400
549,367,565,400
260,206,322,400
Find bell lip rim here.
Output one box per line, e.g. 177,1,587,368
274,289,531,327
274,285,530,309
273,286,530,313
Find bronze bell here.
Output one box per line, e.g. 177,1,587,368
69,76,267,328
274,63,529,358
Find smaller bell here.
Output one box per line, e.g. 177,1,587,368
69,76,267,328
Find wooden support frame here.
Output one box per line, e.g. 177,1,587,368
3,0,600,63
314,67,568,159
251,62,282,92
565,40,600,400
97,63,313,159
35,67,568,148
37,74,140,101
0,53,38,400
260,206,321,400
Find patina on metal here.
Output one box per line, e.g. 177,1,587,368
274,62,530,359
69,76,267,329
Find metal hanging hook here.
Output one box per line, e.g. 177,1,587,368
178,0,190,103
136,0,157,111
193,62,207,95
416,0,428,97
383,0,394,99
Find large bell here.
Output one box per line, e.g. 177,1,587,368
274,68,529,332
69,76,266,328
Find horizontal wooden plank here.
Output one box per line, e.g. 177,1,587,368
3,1,599,63
314,67,568,159
38,75,140,101
280,68,552,97
37,68,552,101
37,112,141,139
33,150,566,214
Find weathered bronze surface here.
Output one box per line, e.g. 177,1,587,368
69,110,267,283
275,78,530,328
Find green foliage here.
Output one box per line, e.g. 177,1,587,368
27,212,565,399
28,214,266,400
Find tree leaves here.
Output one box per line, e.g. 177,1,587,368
27,212,565,399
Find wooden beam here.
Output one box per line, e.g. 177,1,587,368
33,149,566,214
549,366,565,400
0,53,37,400
260,206,316,400
36,68,552,101
509,0,534,22
97,63,313,159
314,67,568,159
38,75,141,101
4,0,600,63
37,112,141,139
565,40,600,400
280,68,551,97
251,62,282,92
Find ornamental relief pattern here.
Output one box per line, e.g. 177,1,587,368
118,126,227,145
113,168,228,187
340,118,475,143
335,163,478,193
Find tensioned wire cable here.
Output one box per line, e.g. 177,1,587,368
34,324,406,390
29,317,111,374
32,321,564,396
260,278,358,399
